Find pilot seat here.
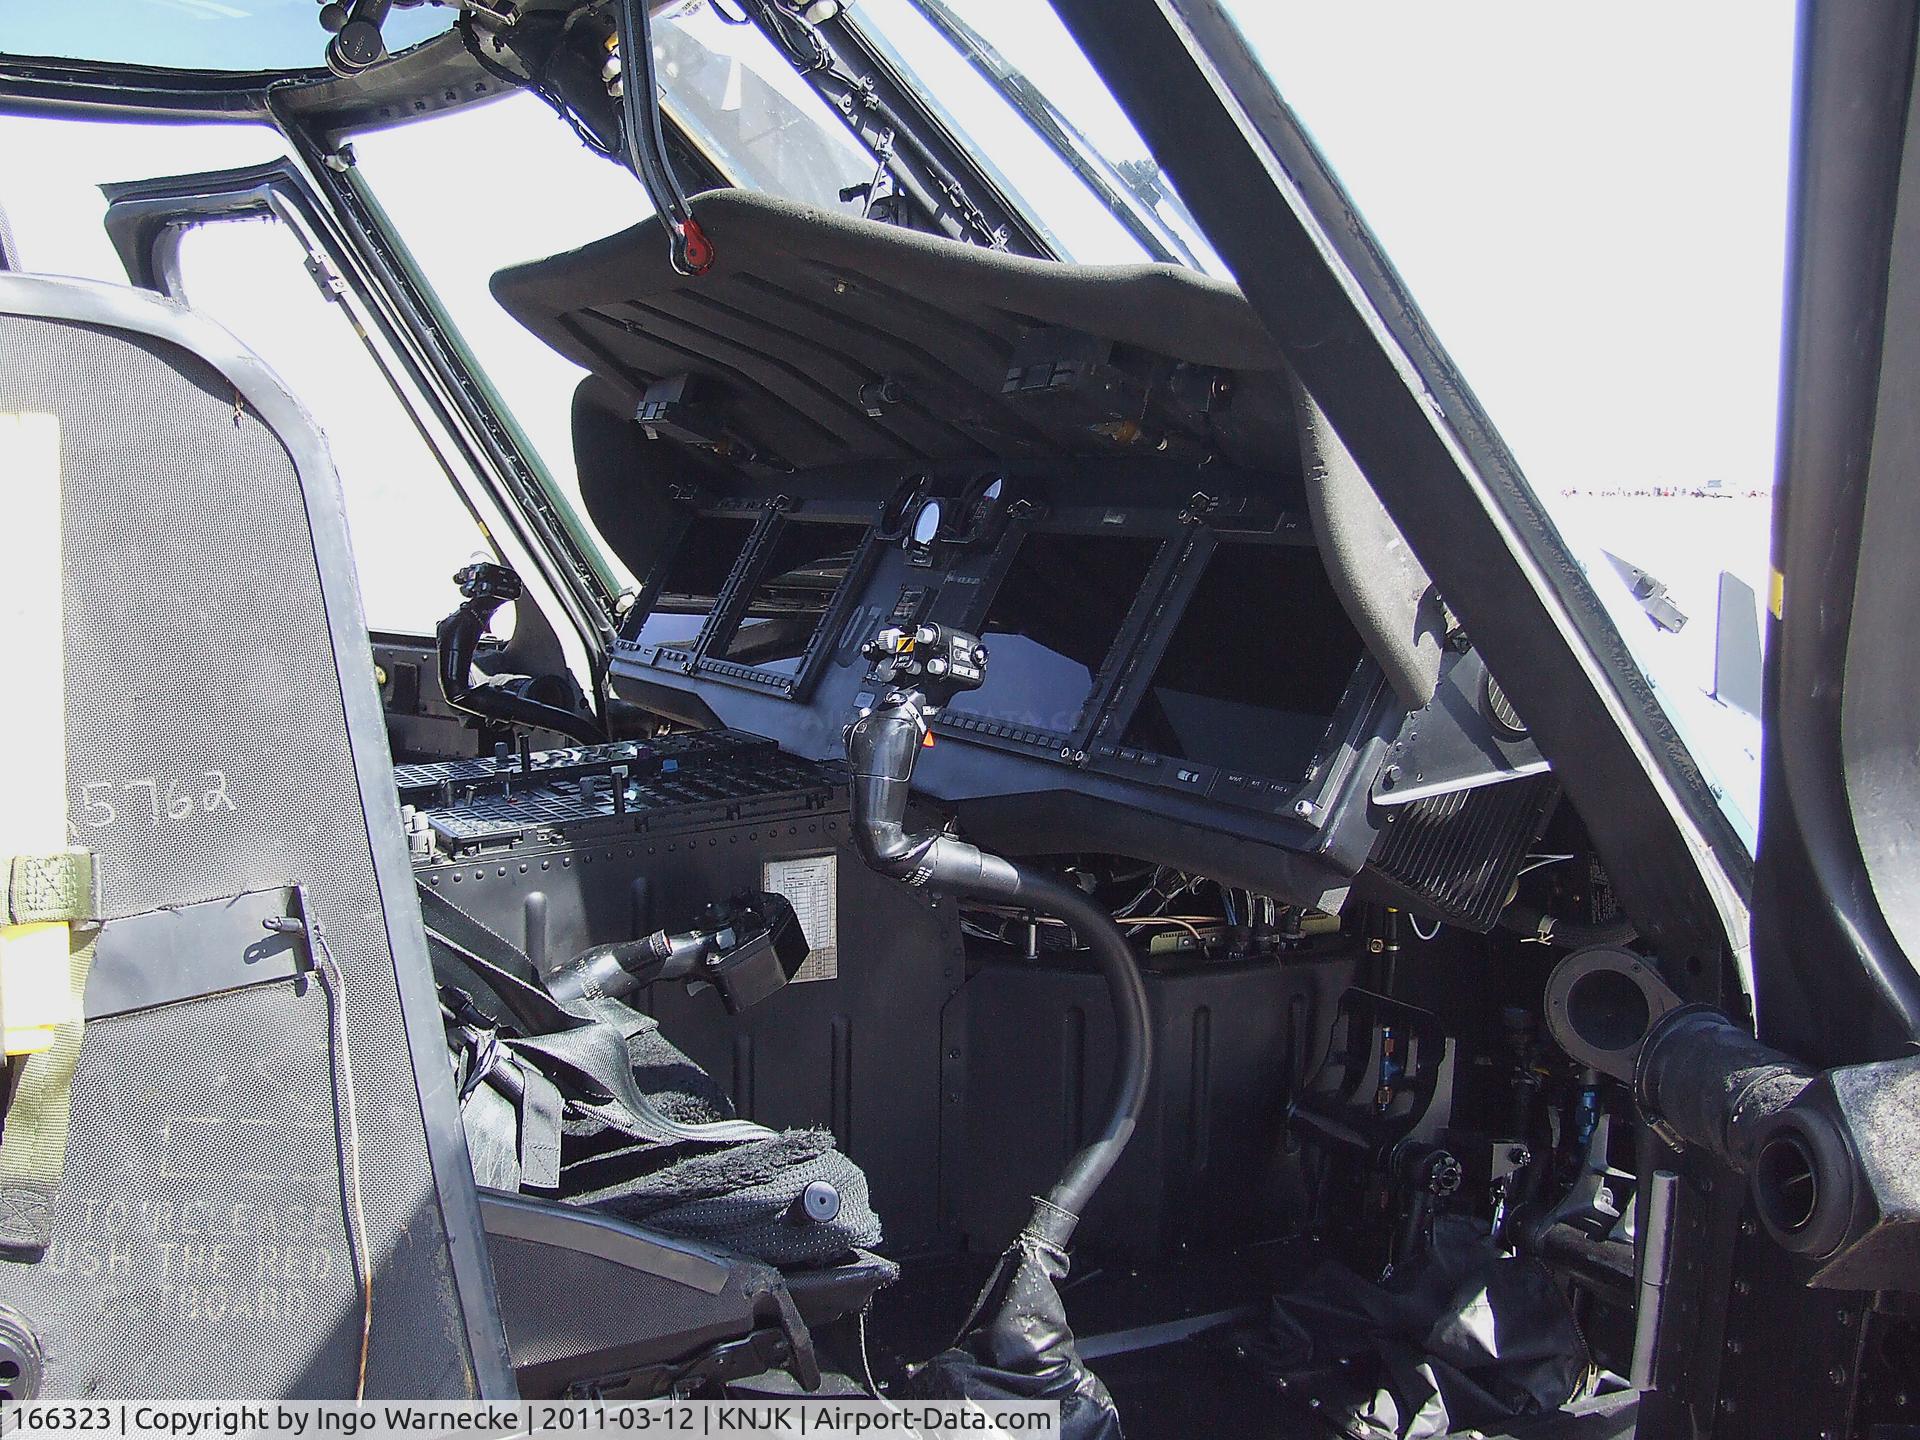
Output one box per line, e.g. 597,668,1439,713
0,249,888,1402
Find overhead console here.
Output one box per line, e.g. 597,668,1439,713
493,191,1549,914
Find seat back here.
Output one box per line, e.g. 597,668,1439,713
0,273,511,1398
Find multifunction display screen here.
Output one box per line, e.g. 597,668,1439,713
947,531,1161,736
718,521,869,676
629,514,759,652
1119,542,1365,781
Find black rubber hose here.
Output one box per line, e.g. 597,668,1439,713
1634,1007,1815,1171
846,703,1153,1247
1004,865,1153,1245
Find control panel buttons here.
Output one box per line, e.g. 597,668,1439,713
938,724,1307,820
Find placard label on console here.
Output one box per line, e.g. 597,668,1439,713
762,852,838,982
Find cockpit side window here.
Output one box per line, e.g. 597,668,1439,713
347,91,662,595
0,112,282,283
0,108,490,635
170,214,493,635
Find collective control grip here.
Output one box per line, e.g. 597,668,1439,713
858,622,988,711
545,891,809,1014
843,622,1016,891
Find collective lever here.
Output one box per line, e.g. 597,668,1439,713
545,891,809,1015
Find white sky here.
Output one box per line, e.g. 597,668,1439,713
1227,2,1798,499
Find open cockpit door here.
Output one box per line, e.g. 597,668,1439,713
1051,2,1920,1434
95,156,611,719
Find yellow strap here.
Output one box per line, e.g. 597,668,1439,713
0,412,70,1057
2,852,96,1058
0,409,89,1254
0,926,94,1247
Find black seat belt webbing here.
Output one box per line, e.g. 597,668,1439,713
418,881,775,1150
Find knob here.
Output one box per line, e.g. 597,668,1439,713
791,1180,842,1224
328,17,387,74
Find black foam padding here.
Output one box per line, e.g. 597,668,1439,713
485,1216,780,1396
0,304,492,1396
491,189,1295,474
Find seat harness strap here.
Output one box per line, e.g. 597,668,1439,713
1,850,100,1257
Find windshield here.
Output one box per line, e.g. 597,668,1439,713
845,0,1222,269
1219,2,1795,849
0,0,448,71
656,2,874,208
349,5,887,595
347,0,1225,596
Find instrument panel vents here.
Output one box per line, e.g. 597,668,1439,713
1363,772,1560,931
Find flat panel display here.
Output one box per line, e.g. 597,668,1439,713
947,531,1161,736
1119,542,1365,780
630,514,758,651
718,520,869,676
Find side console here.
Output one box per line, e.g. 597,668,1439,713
395,734,965,1253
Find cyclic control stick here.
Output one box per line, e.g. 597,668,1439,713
435,560,603,745
844,622,1152,1247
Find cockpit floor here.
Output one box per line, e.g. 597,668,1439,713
796,1239,1637,1439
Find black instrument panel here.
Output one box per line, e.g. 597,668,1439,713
605,459,1406,902
505,190,1544,907
909,518,1383,832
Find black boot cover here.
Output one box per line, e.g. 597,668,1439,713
908,1234,1122,1440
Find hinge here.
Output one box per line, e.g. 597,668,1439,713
302,250,348,304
